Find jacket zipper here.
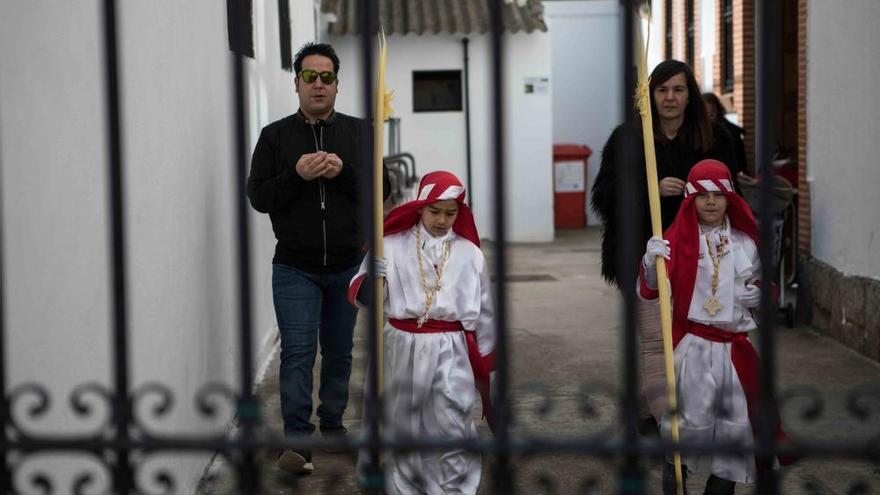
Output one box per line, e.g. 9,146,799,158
321,177,327,267
311,124,328,267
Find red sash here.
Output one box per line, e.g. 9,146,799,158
687,322,794,465
388,318,495,434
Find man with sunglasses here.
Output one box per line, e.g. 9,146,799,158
247,42,389,475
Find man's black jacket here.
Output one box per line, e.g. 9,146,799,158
247,110,389,273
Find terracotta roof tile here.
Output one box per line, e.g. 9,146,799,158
321,0,547,35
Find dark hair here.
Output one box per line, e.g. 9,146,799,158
648,60,713,152
293,42,340,75
701,92,727,124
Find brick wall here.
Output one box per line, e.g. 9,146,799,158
673,0,701,76
713,0,722,91
709,0,755,173
662,0,672,59
666,0,702,87
734,0,755,173
693,0,702,83
797,0,810,256
675,0,685,60
670,0,677,58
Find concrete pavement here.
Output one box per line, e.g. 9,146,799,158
199,228,880,494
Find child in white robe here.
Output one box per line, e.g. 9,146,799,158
348,170,496,495
640,160,790,494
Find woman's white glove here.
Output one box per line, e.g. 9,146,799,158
643,236,671,268
374,256,387,278
738,283,761,308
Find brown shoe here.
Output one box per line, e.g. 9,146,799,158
277,449,314,475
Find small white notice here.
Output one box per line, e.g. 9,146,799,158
555,160,584,192
524,76,549,94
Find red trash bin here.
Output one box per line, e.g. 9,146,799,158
552,144,592,229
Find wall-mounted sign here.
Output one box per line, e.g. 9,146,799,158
524,76,549,94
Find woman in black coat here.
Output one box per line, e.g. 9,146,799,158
591,60,740,435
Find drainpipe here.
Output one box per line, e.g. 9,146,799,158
462,37,474,209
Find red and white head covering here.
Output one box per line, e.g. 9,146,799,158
383,170,480,246
663,159,759,344
684,165,736,198
674,159,758,239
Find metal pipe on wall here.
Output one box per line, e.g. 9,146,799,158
462,37,474,210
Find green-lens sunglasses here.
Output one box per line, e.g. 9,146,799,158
299,69,337,84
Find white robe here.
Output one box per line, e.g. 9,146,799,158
352,224,496,495
660,223,763,484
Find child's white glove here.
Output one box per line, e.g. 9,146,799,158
738,283,761,308
373,256,387,278
643,236,671,268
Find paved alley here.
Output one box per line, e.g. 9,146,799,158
199,228,880,494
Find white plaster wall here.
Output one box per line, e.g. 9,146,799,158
645,5,664,74
807,0,880,280
501,34,554,242
0,0,111,437
544,0,622,226
329,32,554,242
0,0,310,490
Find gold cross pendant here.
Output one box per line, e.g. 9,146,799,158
704,296,722,316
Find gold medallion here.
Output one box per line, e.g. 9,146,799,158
704,296,722,316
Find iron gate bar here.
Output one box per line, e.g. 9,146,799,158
231,50,260,493
357,0,383,490
755,0,781,491
100,1,133,492
488,1,513,493
0,101,8,495
462,37,474,210
617,2,644,492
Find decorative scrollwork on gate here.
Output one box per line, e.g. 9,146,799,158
10,454,110,495
7,383,51,439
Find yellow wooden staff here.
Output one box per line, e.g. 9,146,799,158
634,17,685,495
372,29,393,400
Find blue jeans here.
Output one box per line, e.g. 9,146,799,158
272,263,359,437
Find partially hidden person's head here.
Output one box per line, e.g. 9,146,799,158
701,92,727,123
649,60,713,152
294,43,340,122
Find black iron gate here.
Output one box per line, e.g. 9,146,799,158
1,1,877,493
